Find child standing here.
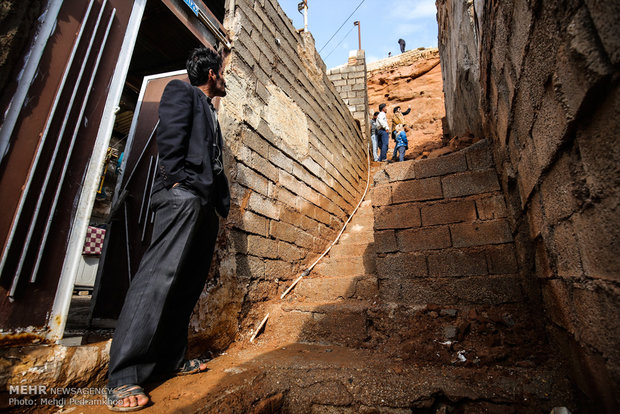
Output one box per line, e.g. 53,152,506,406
394,125,409,162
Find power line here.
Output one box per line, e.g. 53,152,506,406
323,24,356,60
318,0,367,53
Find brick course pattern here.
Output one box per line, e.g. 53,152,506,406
188,0,368,348
372,141,520,302
437,0,620,407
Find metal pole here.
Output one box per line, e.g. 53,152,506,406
354,21,361,50
304,0,308,32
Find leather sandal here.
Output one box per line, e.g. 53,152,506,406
175,358,210,376
106,384,148,412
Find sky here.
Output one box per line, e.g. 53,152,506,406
278,0,439,69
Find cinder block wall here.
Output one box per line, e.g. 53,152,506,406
187,0,368,351
326,50,370,140
437,0,619,409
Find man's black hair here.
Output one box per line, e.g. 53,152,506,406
393,106,401,113
373,111,380,116
379,103,386,111
186,47,222,86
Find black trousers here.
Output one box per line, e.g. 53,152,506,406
107,186,219,387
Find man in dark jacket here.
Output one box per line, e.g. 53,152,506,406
106,47,230,411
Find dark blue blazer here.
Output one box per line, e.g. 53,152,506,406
152,79,230,217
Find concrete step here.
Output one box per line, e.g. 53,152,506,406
265,300,546,368
329,241,375,258
314,254,376,277
265,300,371,348
378,274,525,306
339,230,374,244
113,343,577,413
292,274,379,302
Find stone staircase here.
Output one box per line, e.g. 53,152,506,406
75,141,578,413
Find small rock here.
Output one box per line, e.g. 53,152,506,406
443,325,458,339
429,311,439,319
502,313,516,327
440,309,457,317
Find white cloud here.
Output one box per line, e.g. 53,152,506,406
389,0,437,20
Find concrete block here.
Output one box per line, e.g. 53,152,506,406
248,234,279,259
485,243,519,275
385,160,416,182
414,152,467,178
376,252,428,278
248,192,280,220
235,253,265,280
421,199,477,226
584,0,620,65
532,86,568,169
265,258,295,280
550,220,584,277
427,249,488,276
374,203,421,230
278,240,305,261
269,220,299,244
374,230,398,253
450,220,513,248
575,85,619,200
476,194,508,221
465,140,495,170
397,226,452,252
573,198,620,282
442,170,500,198
236,163,270,197
391,177,443,203
241,127,270,159
371,185,392,206
239,210,269,237
540,154,579,224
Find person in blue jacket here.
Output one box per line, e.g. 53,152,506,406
393,124,409,162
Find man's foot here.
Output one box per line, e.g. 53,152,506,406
106,384,149,412
176,358,210,376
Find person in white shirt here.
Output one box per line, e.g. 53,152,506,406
376,103,390,161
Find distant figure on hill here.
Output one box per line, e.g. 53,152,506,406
398,38,406,53
388,52,392,57
376,103,390,161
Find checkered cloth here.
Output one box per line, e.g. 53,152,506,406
82,226,106,256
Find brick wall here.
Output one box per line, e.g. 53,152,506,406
187,0,368,351
437,0,619,409
372,140,523,305
326,50,370,140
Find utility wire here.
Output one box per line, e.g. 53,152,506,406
318,0,367,53
323,24,356,60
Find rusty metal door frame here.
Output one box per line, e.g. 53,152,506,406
46,0,148,342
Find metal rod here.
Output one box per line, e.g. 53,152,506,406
118,120,159,198
249,313,270,343
124,203,132,282
28,6,116,286
0,0,96,281
141,153,158,242
197,10,231,50
11,1,109,294
138,155,154,225
355,21,361,50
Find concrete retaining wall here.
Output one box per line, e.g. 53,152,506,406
436,0,620,409
188,0,368,351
